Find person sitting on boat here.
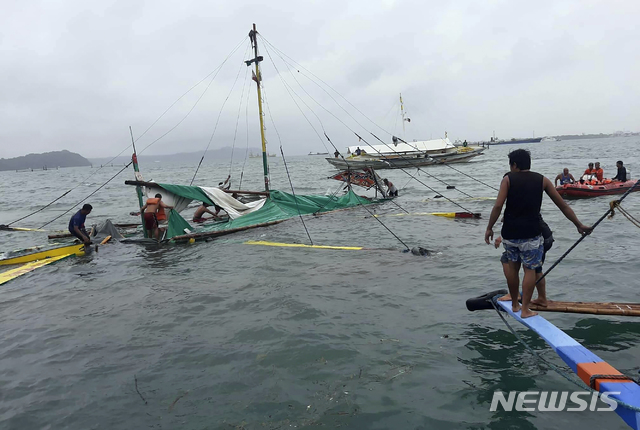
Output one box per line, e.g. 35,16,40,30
140,194,173,240
383,178,398,197
218,175,231,190
594,162,604,182
355,147,362,156
612,160,628,182
68,204,93,245
485,149,591,318
334,150,340,158
583,162,595,177
193,202,221,223
554,168,575,186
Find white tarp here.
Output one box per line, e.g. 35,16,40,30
199,187,266,220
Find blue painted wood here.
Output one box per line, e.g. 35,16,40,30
497,300,640,429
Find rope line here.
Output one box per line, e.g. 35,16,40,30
280,146,313,245
537,179,640,284
190,41,251,185
39,162,133,229
228,60,251,178
261,82,313,245
609,200,640,228
260,37,480,210
259,37,497,196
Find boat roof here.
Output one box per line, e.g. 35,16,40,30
347,138,454,155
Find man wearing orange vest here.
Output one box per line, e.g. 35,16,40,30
140,193,173,240
583,162,595,177
593,162,604,182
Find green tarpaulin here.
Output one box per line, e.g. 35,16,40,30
161,185,376,239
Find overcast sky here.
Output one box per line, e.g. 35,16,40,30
1,0,638,158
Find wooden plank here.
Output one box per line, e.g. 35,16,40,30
0,244,85,266
170,220,284,242
0,254,71,285
530,300,640,317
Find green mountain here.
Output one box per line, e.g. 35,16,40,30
0,150,92,171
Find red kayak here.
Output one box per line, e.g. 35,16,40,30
557,179,639,198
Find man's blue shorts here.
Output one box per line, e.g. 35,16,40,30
500,236,544,271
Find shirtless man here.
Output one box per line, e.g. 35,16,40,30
485,149,591,318
383,178,398,197
140,193,173,240
193,203,221,222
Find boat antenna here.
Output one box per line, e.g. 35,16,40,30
247,23,269,192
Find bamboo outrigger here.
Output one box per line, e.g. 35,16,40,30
467,290,640,429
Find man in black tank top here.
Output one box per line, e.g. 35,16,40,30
485,149,592,318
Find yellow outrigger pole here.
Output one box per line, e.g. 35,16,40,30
247,23,270,192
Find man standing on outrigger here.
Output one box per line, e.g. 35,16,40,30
485,149,591,318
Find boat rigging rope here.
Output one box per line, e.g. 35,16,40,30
261,41,411,250
239,72,253,190
537,179,640,285
228,62,251,178
260,85,313,245
609,199,640,228
368,132,475,199
6,39,250,228
190,41,251,185
259,36,496,195
490,298,640,413
260,38,479,213
39,162,133,229
354,132,477,214
280,146,314,245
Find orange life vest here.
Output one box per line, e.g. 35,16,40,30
145,198,166,220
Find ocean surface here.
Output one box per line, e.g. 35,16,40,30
0,136,639,429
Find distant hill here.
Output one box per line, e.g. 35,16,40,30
0,150,92,171
556,132,640,141
89,146,264,166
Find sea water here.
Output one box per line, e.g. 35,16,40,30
0,136,638,429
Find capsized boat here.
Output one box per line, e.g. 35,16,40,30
557,179,639,199
467,290,640,430
126,24,384,243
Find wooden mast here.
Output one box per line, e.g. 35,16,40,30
248,23,269,192
129,126,148,238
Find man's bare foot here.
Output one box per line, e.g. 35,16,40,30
520,309,538,318
531,298,548,307
512,303,521,313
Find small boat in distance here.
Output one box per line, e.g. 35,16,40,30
309,151,329,156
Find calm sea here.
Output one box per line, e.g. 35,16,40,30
0,136,638,429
